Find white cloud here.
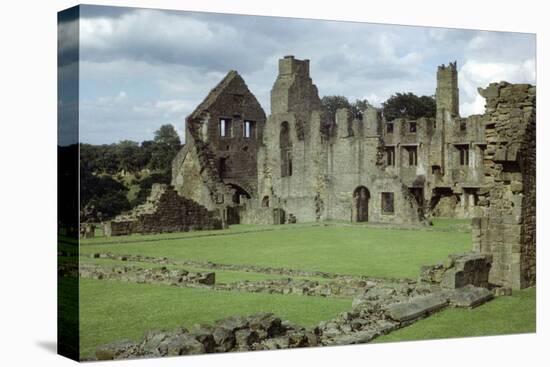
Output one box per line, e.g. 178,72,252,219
458,59,536,116
77,6,535,143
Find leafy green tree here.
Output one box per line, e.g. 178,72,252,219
321,96,372,122
350,99,372,119
382,93,436,121
149,124,182,172
115,140,142,172
321,95,351,123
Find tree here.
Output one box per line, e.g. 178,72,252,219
149,124,182,172
115,140,141,172
321,95,351,123
381,93,436,121
321,96,371,123
350,99,372,120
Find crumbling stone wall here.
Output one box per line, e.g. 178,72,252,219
473,82,536,289
105,184,222,236
256,56,424,225
172,70,266,217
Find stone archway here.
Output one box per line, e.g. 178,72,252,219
353,186,370,222
226,183,251,225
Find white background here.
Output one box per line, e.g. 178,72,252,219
0,0,547,366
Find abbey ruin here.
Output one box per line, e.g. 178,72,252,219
109,56,535,289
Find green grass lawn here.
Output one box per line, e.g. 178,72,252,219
82,223,297,245
376,287,536,343
76,223,536,360
79,278,351,359
81,225,471,279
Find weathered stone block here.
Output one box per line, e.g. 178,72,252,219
385,293,449,322
448,285,493,308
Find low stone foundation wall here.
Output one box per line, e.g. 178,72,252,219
94,281,495,360
89,252,410,283
79,264,215,286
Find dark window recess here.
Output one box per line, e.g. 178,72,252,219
219,118,232,137
409,121,417,133
432,165,441,175
280,121,293,177
243,120,255,138
386,123,394,134
385,147,395,166
218,157,227,176
457,145,469,166
381,192,395,214
406,146,418,166
460,121,467,131
262,196,269,208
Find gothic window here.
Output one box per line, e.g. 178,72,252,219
409,121,417,133
386,123,394,134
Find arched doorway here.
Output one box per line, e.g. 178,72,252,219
226,184,251,225
227,183,251,205
353,186,370,222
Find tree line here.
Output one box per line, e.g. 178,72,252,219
80,124,182,222
320,92,436,123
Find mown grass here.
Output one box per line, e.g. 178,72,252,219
79,278,351,358
376,287,536,343
81,223,300,245
80,225,471,279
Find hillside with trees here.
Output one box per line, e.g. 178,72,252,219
79,124,182,222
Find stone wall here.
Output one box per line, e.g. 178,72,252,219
105,184,222,236
171,70,267,218
473,82,536,289
80,263,215,285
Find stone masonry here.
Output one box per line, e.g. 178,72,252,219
472,82,536,289
168,56,535,289
105,184,222,236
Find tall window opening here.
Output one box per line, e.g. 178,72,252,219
244,120,255,138
280,121,293,177
219,118,232,137
405,146,418,166
385,147,395,166
456,145,469,166
381,192,395,214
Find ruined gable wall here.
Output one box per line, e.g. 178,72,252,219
202,74,266,196
473,82,536,289
173,72,266,212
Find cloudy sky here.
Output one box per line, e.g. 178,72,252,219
66,5,536,144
